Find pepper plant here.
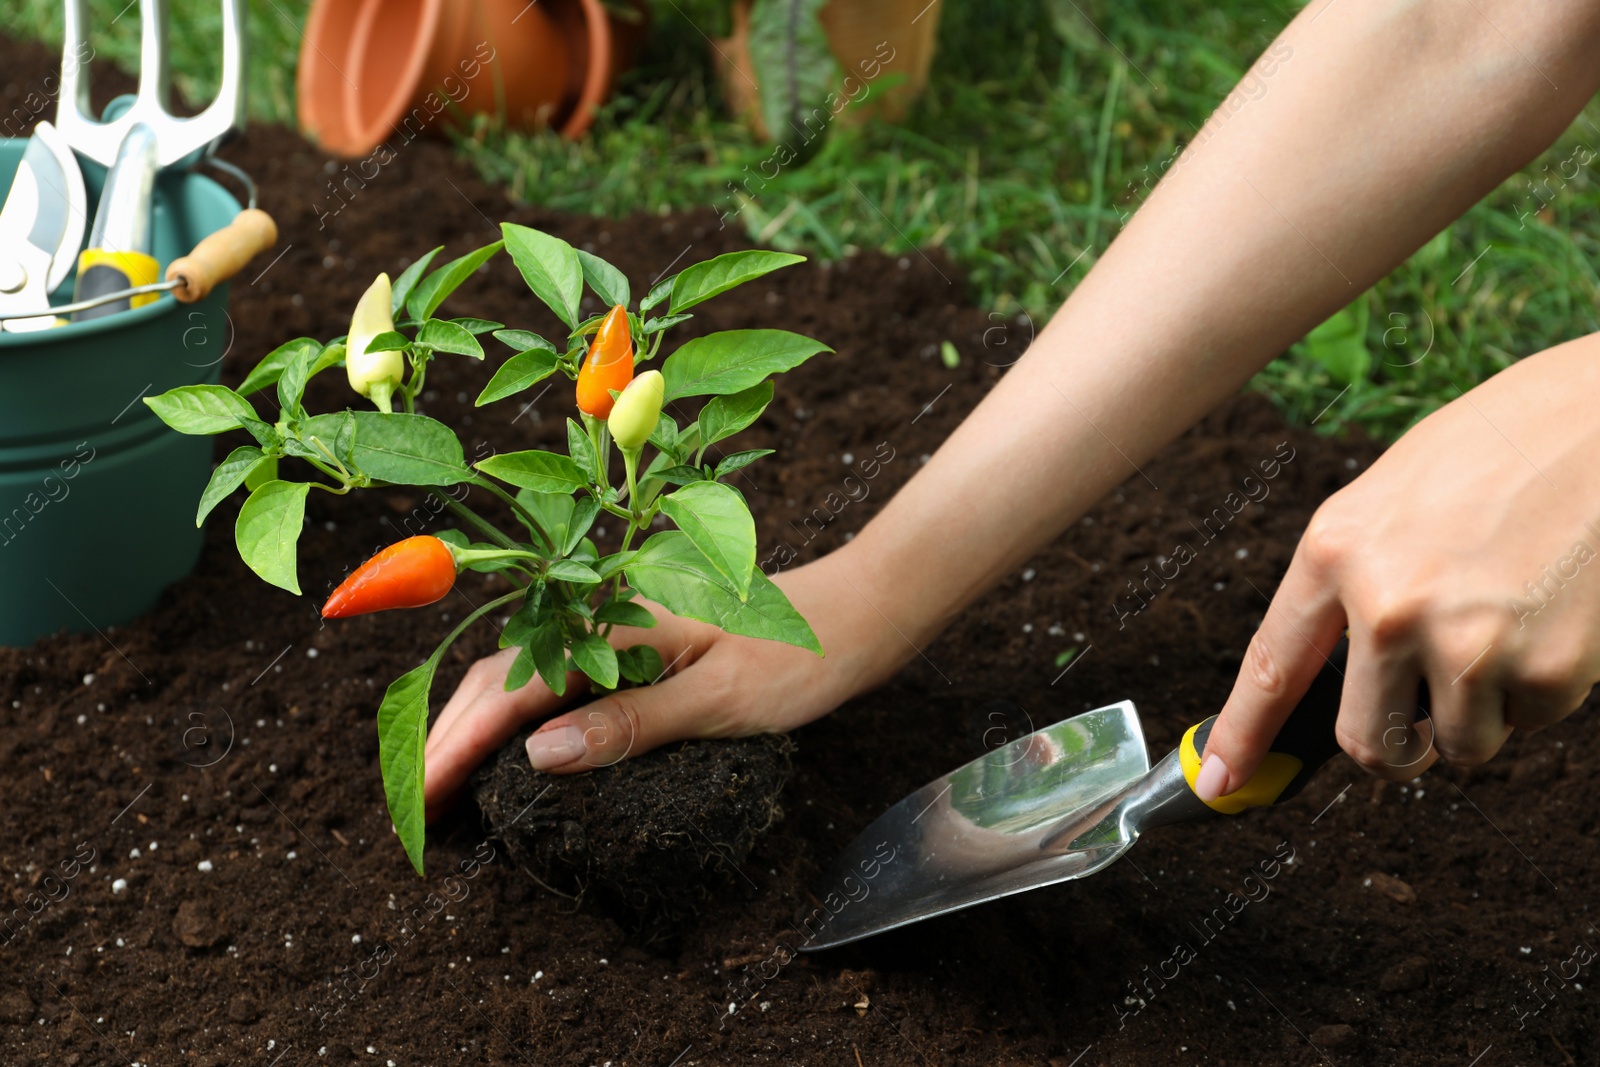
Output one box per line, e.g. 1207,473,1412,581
144,225,829,874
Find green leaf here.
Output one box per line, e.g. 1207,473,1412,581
647,464,706,487
627,533,821,653
493,328,552,351
669,250,806,315
640,272,675,312
276,338,319,415
617,644,665,684
502,223,582,328
450,316,505,335
144,384,258,435
366,330,410,353
940,340,961,368
698,381,773,448
674,420,702,457
239,417,282,450
347,411,469,486
716,449,774,479
504,645,538,692
648,412,679,455
659,481,757,598
478,450,586,493
748,0,839,161
576,249,631,309
310,341,346,377
570,633,619,690
1298,299,1371,387
417,318,484,358
661,330,831,400
565,496,601,556
476,347,560,405
499,594,543,648
297,411,358,467
244,454,278,491
196,446,265,526
376,658,436,875
641,313,693,336
238,337,320,396
406,240,504,322
567,418,596,475
528,622,568,696
390,246,443,318
515,489,576,551
234,480,309,594
595,550,635,581
596,599,657,628
548,559,602,584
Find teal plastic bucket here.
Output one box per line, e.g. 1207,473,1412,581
0,139,241,647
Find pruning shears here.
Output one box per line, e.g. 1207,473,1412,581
0,121,89,332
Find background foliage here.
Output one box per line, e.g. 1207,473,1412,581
7,0,1599,439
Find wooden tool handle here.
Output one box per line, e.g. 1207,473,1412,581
165,208,278,303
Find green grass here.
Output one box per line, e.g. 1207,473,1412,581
7,0,1599,441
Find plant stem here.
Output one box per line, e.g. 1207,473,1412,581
611,448,645,603
403,347,426,414
302,455,349,486
622,447,641,514
370,379,395,415
445,497,518,550
471,476,555,552
451,546,544,567
428,589,524,665
303,434,353,482
582,412,608,488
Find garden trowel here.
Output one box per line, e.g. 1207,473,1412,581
800,644,1364,950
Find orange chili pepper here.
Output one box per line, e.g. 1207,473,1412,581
575,304,634,418
322,536,457,619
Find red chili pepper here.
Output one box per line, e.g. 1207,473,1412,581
575,304,634,418
322,536,457,619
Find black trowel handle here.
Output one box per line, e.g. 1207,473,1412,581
1177,639,1429,814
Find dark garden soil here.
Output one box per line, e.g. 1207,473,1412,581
5,32,1600,1067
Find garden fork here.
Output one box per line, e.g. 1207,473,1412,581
23,0,275,320
56,0,247,168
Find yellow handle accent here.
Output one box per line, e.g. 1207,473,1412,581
1179,721,1304,815
76,249,161,307
165,208,279,303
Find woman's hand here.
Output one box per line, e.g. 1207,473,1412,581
422,545,910,818
433,0,1600,816
1196,334,1600,800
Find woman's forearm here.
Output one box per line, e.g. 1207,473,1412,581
844,0,1600,650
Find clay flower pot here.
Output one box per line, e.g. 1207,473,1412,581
715,0,944,142
298,0,647,158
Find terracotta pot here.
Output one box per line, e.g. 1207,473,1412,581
298,0,371,157
297,0,648,158
553,0,652,138
715,0,944,142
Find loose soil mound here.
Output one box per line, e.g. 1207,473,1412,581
474,733,794,939
4,33,1596,1067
